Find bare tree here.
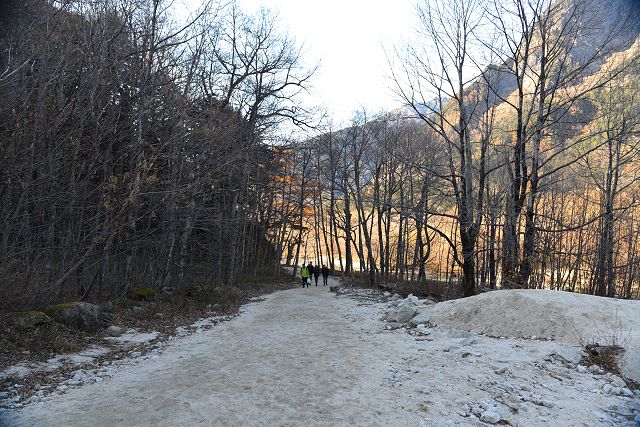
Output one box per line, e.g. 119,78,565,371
391,0,495,296
485,0,638,287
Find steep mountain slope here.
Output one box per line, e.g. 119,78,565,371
393,0,640,124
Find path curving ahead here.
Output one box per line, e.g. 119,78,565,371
5,278,414,427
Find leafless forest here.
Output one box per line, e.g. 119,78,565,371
0,0,316,310
1,0,639,312
279,0,640,299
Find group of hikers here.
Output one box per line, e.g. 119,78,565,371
299,263,330,287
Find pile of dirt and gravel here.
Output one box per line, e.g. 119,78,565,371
398,289,639,383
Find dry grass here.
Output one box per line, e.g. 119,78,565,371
1,272,298,379
340,271,461,301
0,315,88,371
575,310,632,377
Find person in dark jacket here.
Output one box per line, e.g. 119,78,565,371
306,263,314,287
321,265,329,286
313,264,320,286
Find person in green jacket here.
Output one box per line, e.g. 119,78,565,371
300,265,310,288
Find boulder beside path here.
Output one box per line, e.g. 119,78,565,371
44,302,110,332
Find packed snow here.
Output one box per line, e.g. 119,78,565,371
1,279,639,426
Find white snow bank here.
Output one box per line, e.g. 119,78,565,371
423,289,640,382
104,330,159,344
0,346,112,380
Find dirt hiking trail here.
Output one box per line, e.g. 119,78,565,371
4,277,639,426
6,278,412,426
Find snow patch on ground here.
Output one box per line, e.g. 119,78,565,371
421,289,640,382
104,330,159,345
1,346,112,381
0,312,234,413
2,284,639,426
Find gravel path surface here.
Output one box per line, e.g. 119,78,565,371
4,278,639,426
4,278,415,426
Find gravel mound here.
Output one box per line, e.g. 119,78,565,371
424,289,640,382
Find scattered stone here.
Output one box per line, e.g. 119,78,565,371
104,325,123,336
495,367,507,375
471,405,483,417
619,387,634,397
457,403,471,417
71,370,87,382
552,345,584,365
383,305,417,324
415,326,432,336
606,374,627,388
588,365,605,375
406,294,420,306
410,313,432,327
44,302,109,331
479,410,501,424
